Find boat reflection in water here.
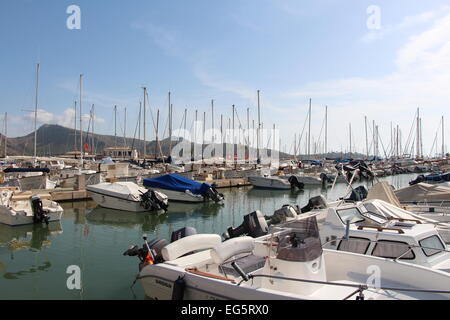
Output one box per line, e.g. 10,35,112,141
0,221,63,252
0,222,62,280
86,201,223,232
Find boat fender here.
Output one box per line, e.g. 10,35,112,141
171,276,186,300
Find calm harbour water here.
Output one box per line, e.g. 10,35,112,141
0,174,417,300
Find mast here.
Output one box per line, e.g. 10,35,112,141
138,102,141,143
155,109,159,158
114,105,117,146
202,111,206,161
124,107,127,148
3,112,7,157
443,116,445,158
247,107,250,163
211,100,214,145
416,108,420,158
325,105,328,155
232,105,235,168
143,87,147,158
257,90,261,163
34,63,40,158
91,104,95,155
365,116,368,158
349,123,352,155
168,92,172,156
308,98,311,156
74,101,77,151
79,74,83,164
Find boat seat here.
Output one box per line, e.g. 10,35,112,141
211,236,255,264
161,234,222,261
165,250,214,269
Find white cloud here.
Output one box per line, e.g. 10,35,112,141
24,108,105,129
284,11,450,155
362,5,450,43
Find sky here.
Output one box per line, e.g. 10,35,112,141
0,0,449,156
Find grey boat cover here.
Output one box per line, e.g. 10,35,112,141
394,183,450,204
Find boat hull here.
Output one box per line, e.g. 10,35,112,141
151,188,205,203
88,190,147,212
0,206,63,226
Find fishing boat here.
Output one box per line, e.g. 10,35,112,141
127,216,450,300
0,189,63,226
410,172,450,186
86,182,168,212
143,174,224,203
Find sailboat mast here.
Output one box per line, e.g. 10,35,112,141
143,87,147,159
124,107,127,147
365,116,368,158
211,100,214,145
257,90,261,163
79,74,83,163
308,98,311,156
247,107,250,163
168,92,172,157
34,63,40,158
74,101,77,152
155,109,159,158
4,112,7,158
443,116,445,158
325,106,328,155
114,105,117,146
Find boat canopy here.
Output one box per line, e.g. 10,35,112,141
3,168,50,173
395,183,450,203
86,182,147,201
143,174,211,195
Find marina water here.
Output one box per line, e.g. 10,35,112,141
0,174,417,299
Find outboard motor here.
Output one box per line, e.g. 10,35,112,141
203,185,225,203
170,226,197,242
300,195,328,213
409,175,425,186
30,195,49,225
320,173,334,186
123,237,169,268
345,186,368,202
265,205,299,225
288,176,304,190
140,190,169,211
223,210,268,240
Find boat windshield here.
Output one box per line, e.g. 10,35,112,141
336,207,365,224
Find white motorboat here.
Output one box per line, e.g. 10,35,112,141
128,216,450,300
281,174,323,186
86,182,168,212
143,174,224,203
0,190,63,226
248,175,304,190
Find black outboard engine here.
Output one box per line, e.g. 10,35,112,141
300,195,328,213
320,173,334,185
288,176,304,190
140,190,169,211
170,226,197,242
345,186,368,202
265,205,299,225
223,210,268,240
30,195,49,225
123,237,169,267
409,175,425,186
203,185,225,203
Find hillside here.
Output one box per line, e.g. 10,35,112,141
1,124,367,160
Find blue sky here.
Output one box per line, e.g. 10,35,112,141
1,0,449,156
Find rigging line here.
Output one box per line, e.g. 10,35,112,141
296,110,310,154
403,109,418,155
428,118,442,157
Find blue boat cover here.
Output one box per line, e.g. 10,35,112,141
143,174,211,195
424,172,450,182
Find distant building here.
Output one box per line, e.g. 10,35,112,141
103,147,138,161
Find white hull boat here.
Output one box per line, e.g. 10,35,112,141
143,174,224,203
129,217,450,300
0,190,63,226
248,176,292,190
86,182,168,212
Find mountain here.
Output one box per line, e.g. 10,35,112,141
2,124,367,160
